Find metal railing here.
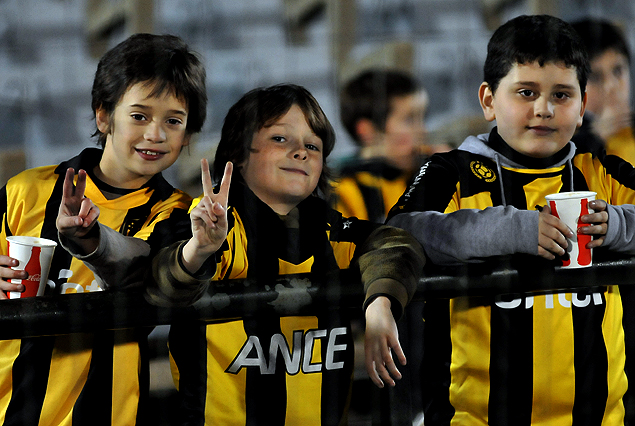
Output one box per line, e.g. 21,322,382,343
2,253,635,340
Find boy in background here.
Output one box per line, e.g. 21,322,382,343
571,18,635,165
332,69,432,223
388,14,635,424
0,33,206,425
572,17,635,421
334,69,436,423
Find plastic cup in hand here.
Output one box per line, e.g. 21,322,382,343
6,236,57,298
544,191,596,269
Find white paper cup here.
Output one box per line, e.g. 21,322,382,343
544,191,596,269
6,236,57,298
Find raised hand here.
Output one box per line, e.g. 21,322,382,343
56,168,100,253
181,159,232,273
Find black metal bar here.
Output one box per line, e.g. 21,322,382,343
2,254,635,340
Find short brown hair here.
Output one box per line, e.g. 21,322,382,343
91,33,207,148
213,84,335,196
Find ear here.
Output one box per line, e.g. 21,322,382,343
182,134,191,147
577,91,588,128
355,118,379,147
95,107,110,134
479,82,496,122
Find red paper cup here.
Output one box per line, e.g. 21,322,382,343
544,191,596,268
6,236,57,298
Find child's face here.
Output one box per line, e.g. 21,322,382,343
586,49,631,116
382,92,427,171
97,82,190,188
240,104,323,215
480,61,587,158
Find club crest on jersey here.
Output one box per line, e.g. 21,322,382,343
470,161,496,182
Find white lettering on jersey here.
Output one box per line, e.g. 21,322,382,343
403,160,430,202
325,327,347,370
57,269,104,294
495,291,603,309
58,269,73,280
303,329,327,373
227,327,349,375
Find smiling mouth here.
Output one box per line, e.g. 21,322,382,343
136,149,165,156
281,168,308,175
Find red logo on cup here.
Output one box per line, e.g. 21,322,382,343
6,236,57,299
13,244,44,297
549,198,592,267
577,199,592,266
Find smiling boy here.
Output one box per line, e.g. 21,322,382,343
387,15,635,424
147,84,425,425
0,33,205,425
95,83,191,188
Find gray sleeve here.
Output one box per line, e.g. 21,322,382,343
59,223,151,290
146,241,211,307
602,204,635,253
387,206,539,265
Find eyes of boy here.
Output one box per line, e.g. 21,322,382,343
270,135,322,152
517,89,572,102
130,113,184,127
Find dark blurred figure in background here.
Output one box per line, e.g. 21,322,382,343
332,69,438,223
571,18,635,163
573,17,635,425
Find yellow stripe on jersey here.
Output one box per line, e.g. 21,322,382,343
531,294,575,425
605,127,635,167
206,321,249,425
523,176,562,210
504,165,566,175
214,211,249,280
279,258,314,275
2,167,53,241
329,239,356,271
449,191,493,212
444,182,462,214
39,334,94,426
0,340,21,424
449,297,491,425
333,178,369,221
112,331,142,426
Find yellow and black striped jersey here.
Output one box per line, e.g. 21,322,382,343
167,180,422,426
331,159,411,223
388,128,635,425
0,148,192,426
605,126,635,168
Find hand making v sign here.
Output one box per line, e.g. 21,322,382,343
56,168,101,254
181,159,232,274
